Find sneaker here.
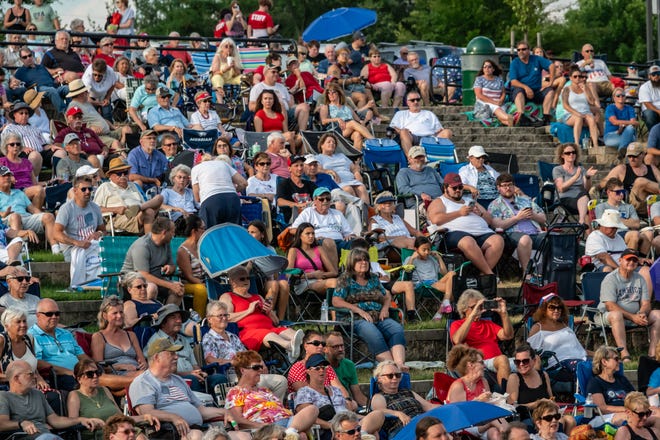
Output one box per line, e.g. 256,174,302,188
289,329,304,361
441,304,453,314
432,312,444,321
51,243,62,255
513,112,522,126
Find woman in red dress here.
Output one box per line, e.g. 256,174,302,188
219,265,304,360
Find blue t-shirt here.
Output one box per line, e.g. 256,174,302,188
604,104,636,134
648,122,660,150
509,55,551,91
648,367,660,389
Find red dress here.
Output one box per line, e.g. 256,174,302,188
230,292,287,350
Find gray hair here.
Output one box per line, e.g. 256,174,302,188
1,308,27,328
69,19,84,31
5,360,30,382
143,75,159,88
201,425,229,440
143,46,158,59
169,164,191,182
456,289,485,318
267,131,285,146
372,360,398,378
123,272,146,289
503,422,530,440
0,132,23,156
330,411,361,435
206,300,228,316
252,425,285,440
55,30,71,42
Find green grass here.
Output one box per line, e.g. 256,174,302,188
28,250,65,262
41,284,102,301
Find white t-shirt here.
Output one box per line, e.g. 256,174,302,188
389,109,443,137
249,81,292,110
190,160,237,203
292,207,352,240
190,110,221,130
584,230,627,270
246,173,278,196
576,59,611,83
639,80,660,108
82,65,119,101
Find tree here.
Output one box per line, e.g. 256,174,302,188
503,0,546,42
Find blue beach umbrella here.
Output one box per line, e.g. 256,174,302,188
302,7,377,42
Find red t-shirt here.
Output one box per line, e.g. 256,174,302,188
287,360,338,392
161,47,192,66
214,20,227,38
284,71,324,103
255,109,285,132
248,10,273,32
449,319,502,360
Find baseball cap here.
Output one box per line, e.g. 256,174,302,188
146,337,183,358
286,56,298,66
649,65,660,74
620,249,639,262
304,155,319,165
75,165,99,177
374,191,396,204
313,187,331,198
352,31,366,41
408,146,426,158
156,86,172,97
140,129,157,138
265,64,281,72
0,166,13,176
627,142,646,156
66,106,83,117
468,145,488,158
63,133,80,145
194,91,211,102
305,353,330,368
443,172,463,188
289,155,305,165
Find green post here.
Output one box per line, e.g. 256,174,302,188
461,36,497,106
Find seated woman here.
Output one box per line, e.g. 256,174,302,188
246,152,278,203
161,164,199,228
369,191,423,250
614,392,660,440
68,358,160,440
286,223,338,297
318,83,374,151
552,143,596,227
530,399,569,440
190,90,227,134
165,58,193,107
253,89,300,152
225,350,319,436
0,267,41,327
176,215,207,318
560,64,600,150
532,48,566,111
91,295,147,390
209,37,242,104
294,354,384,440
331,50,377,122
359,48,405,108
219,265,304,360
332,249,407,371
473,59,513,127
587,346,635,425
527,293,588,378
446,344,508,440
0,132,46,208
122,272,162,328
370,360,438,437
315,133,370,205
213,136,252,179
202,300,287,401
603,87,638,152
247,220,290,321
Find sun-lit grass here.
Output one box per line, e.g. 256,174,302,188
28,250,65,262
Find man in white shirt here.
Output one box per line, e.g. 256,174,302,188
249,64,310,130
389,90,452,154
639,65,660,130
576,43,614,98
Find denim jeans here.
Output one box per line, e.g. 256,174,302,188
353,317,406,356
643,109,660,131
603,125,636,150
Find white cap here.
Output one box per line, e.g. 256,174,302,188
75,165,99,177
468,145,488,158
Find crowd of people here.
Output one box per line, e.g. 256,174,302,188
2,4,660,440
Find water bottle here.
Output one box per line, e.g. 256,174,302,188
584,393,594,418
250,142,261,159
320,299,329,322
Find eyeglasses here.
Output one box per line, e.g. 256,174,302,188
563,151,577,155
145,87,156,92
408,98,421,102
163,143,179,147
516,47,529,52
584,49,594,53
78,187,93,193
39,311,61,317
132,284,147,289
6,143,22,147
541,413,562,422
235,276,249,282
257,162,272,166
114,171,129,177
499,183,514,188
632,409,653,418
337,427,361,435
20,54,32,59
317,196,331,202
381,372,402,379
611,189,626,196
309,365,328,371
306,340,326,347
82,369,103,378
513,358,532,366
210,313,230,318
547,304,562,311
8,276,30,282
614,94,625,97
246,364,264,371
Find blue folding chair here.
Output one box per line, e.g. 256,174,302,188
182,128,219,153
438,161,467,178
362,138,407,194
420,137,458,165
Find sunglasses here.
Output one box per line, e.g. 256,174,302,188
611,189,626,196
563,151,577,155
584,49,594,53
317,196,331,202
608,355,621,362
547,304,562,311
306,340,326,347
211,313,230,318
114,171,129,177
39,311,61,317
451,185,464,191
632,409,653,418
82,369,103,378
381,372,402,379
516,47,529,52
309,365,328,371
652,72,660,77
627,154,641,158
246,364,264,371
614,94,625,97
163,143,179,147
338,427,361,435
20,54,32,59
103,43,114,47
541,413,562,422
79,187,93,193
6,143,22,147
235,276,249,282
92,72,104,78
408,98,421,102
513,358,531,366
8,276,30,282
257,162,272,166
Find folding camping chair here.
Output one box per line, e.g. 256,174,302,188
99,235,139,298
300,129,362,161
182,128,218,153
420,137,458,166
361,138,407,196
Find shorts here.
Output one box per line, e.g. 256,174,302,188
474,100,500,120
505,232,546,250
591,81,614,97
629,188,646,216
483,356,517,373
107,211,141,234
559,191,587,214
18,213,45,234
275,417,292,428
509,86,552,105
445,231,495,249
293,277,321,295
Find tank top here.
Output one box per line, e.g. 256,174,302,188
99,332,139,368
623,425,659,440
7,7,27,30
368,63,392,84
439,195,493,235
180,245,205,280
623,164,658,193
382,389,424,434
566,88,591,114
294,247,323,273
457,377,486,401
129,299,162,318
370,214,411,238
76,389,120,435
0,333,36,372
328,104,353,122
515,371,550,404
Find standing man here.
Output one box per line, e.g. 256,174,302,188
639,65,660,130
509,40,555,125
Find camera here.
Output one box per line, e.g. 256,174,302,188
482,300,499,310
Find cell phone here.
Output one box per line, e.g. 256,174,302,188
468,200,476,208
482,300,499,310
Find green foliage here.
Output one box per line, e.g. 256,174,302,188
503,0,545,38
134,0,224,36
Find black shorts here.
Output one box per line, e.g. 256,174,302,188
445,231,495,249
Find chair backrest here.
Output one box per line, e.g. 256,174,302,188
513,174,540,202
362,138,407,173
238,46,269,73
368,371,412,410
431,371,456,404
420,137,458,164
300,129,362,161
191,50,216,76
99,236,139,297
486,152,519,174
587,199,600,221
537,161,557,183
581,272,608,307
576,358,624,397
650,258,660,301
439,161,467,178
206,277,231,301
647,194,658,222
242,131,270,153
637,355,660,394
182,128,219,153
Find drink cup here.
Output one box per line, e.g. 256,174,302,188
227,56,234,67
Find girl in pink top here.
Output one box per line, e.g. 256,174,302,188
286,222,337,296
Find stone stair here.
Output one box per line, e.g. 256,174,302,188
375,105,615,182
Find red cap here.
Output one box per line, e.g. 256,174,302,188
443,172,463,188
66,106,83,117
194,91,211,102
